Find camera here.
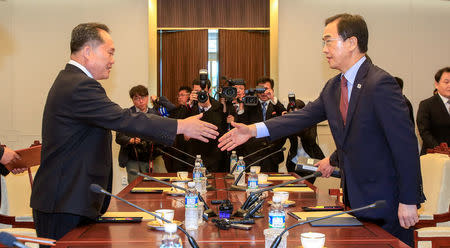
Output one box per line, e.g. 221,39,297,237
219,77,244,101
242,86,266,106
288,92,296,109
197,69,209,103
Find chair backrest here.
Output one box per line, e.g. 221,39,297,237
419,153,450,226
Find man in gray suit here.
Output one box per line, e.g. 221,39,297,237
30,23,218,243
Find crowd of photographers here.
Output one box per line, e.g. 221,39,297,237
116,74,324,182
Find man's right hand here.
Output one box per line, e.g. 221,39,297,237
177,113,219,143
314,157,335,178
0,146,21,165
218,122,256,151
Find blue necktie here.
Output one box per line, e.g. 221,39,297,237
262,102,267,121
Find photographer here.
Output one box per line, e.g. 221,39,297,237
115,85,173,183
236,77,287,172
183,78,228,172
219,79,244,125
285,99,325,183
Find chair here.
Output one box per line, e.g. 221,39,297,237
414,153,450,248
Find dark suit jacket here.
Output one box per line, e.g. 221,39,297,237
183,98,228,172
0,144,10,176
417,94,450,155
237,100,287,172
30,64,177,219
264,58,424,226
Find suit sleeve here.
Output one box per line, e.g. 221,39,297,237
417,100,439,150
115,131,132,146
0,145,4,162
373,75,421,205
159,96,177,112
71,79,177,146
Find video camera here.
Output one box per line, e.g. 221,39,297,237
219,77,245,101
242,86,266,106
197,69,209,103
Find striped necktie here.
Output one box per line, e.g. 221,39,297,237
339,76,349,125
261,101,267,121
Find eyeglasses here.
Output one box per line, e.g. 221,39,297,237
132,96,148,102
178,93,190,97
322,38,342,47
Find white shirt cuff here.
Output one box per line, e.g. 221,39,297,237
255,122,270,138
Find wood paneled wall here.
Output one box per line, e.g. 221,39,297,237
157,0,269,28
158,30,208,104
219,30,270,89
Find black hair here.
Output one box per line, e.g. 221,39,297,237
287,99,306,112
435,67,450,83
325,14,368,53
129,85,149,98
394,77,404,90
256,77,274,89
70,23,110,54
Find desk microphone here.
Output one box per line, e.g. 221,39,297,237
231,147,287,190
129,170,217,218
0,232,29,248
167,146,196,159
227,145,275,176
270,200,387,248
90,184,199,248
157,147,213,178
240,172,321,211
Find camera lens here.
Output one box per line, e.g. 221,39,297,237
198,91,208,103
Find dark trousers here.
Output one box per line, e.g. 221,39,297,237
33,209,93,248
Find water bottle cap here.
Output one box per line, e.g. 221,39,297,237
238,156,244,160
188,182,195,187
273,195,282,203
196,155,201,158
232,151,236,154
164,223,177,233
250,167,257,173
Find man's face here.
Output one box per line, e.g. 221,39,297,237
435,72,450,98
85,29,115,80
177,90,190,105
132,94,149,112
234,85,245,99
257,82,272,102
322,20,353,72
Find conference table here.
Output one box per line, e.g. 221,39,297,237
56,173,410,247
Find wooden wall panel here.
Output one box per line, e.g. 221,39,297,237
158,0,269,28
158,30,208,104
219,30,270,89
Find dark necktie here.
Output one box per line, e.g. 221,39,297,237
261,101,267,121
340,76,349,125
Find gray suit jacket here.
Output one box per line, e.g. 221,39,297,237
30,64,177,218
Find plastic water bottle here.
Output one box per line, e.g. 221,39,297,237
230,151,238,172
160,223,183,248
193,161,203,193
185,182,199,230
195,154,207,180
268,195,285,229
234,156,246,186
246,167,259,193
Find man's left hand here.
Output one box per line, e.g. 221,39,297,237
398,203,419,229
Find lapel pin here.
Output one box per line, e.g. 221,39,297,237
357,84,362,89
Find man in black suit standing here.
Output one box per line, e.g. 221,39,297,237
417,67,450,154
236,78,286,172
219,14,424,246
30,23,218,243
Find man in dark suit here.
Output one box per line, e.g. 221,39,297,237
416,67,450,155
182,79,228,172
219,14,424,246
30,23,218,243
236,78,287,172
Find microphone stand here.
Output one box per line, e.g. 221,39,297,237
131,170,217,218
229,147,287,191
269,200,387,248
157,147,214,180
90,184,200,248
225,145,274,179
167,146,196,159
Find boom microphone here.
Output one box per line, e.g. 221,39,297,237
90,184,199,248
0,232,29,248
129,170,217,218
167,146,196,159
270,200,387,248
157,147,212,177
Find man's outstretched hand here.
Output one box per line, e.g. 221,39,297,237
218,122,256,151
177,113,219,143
